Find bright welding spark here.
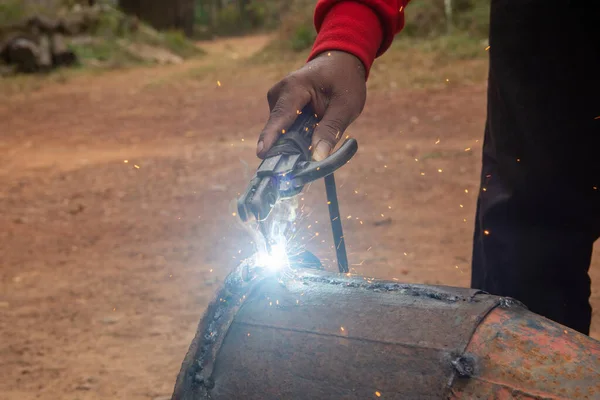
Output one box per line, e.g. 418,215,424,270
375,391,382,397
217,80,221,87
124,160,128,163
484,230,490,235
257,241,289,272
485,45,490,51
134,165,140,169
435,139,440,144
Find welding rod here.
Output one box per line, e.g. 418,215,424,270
324,173,349,273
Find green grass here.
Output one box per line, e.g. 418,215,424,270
68,32,204,70
250,30,489,89
0,0,59,27
289,24,316,52
161,30,204,59
0,0,27,26
391,32,488,61
68,39,145,68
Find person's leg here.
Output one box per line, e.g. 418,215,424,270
471,0,600,335
471,144,596,334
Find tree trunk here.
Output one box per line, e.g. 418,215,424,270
444,0,453,33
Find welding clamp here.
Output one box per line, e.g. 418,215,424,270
237,105,358,272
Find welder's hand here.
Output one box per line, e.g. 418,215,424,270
257,51,367,161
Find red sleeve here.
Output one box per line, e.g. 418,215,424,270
308,0,409,78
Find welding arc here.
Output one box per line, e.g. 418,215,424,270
325,173,349,273
259,221,272,254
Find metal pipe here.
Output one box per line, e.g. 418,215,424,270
171,266,600,400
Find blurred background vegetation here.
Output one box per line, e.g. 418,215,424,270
0,0,490,74
191,0,489,50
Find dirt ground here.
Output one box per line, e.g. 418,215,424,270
1,36,598,400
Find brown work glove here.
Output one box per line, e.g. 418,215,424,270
256,51,367,161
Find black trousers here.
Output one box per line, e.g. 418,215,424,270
470,1,600,335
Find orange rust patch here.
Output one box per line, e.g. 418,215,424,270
452,307,600,399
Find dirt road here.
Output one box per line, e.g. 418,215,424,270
1,36,598,400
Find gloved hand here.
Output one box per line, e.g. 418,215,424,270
256,51,367,162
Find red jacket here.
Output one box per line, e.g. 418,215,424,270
308,0,409,78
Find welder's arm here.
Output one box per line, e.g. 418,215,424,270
257,0,409,162
310,0,409,77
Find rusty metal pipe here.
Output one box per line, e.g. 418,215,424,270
171,263,600,400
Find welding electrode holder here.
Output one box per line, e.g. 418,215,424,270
237,105,358,223
237,105,357,273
